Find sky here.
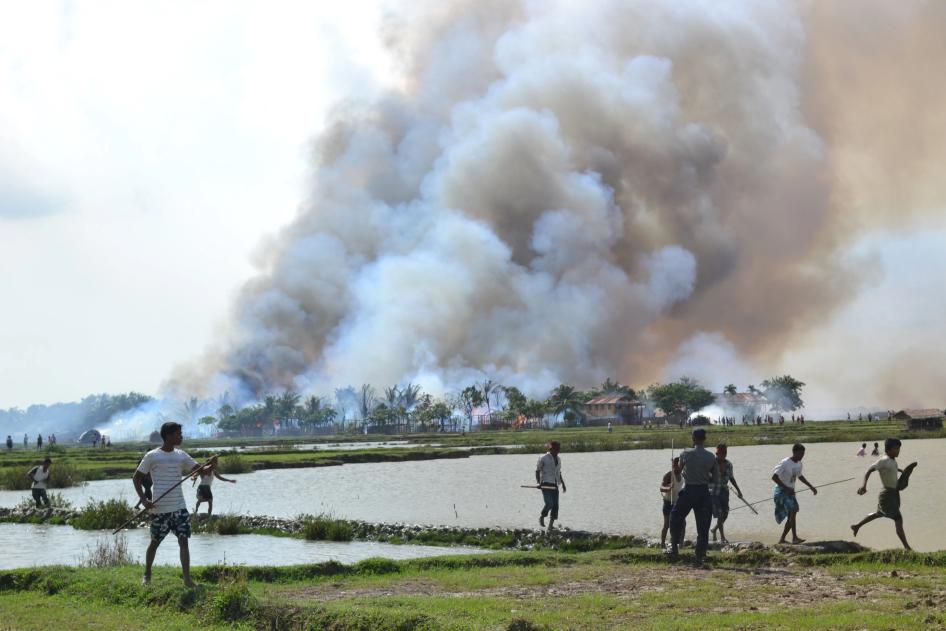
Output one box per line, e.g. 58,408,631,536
2,1,945,415
0,1,392,408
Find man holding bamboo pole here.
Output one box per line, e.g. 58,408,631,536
133,421,205,587
536,440,566,532
772,443,817,544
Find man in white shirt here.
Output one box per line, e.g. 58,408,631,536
535,441,566,532
133,421,206,587
850,437,917,550
771,443,817,544
27,457,52,507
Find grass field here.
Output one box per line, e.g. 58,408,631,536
2,547,945,630
1,419,939,490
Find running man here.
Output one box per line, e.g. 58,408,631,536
659,456,684,549
772,443,817,544
710,444,744,544
27,457,52,507
668,427,719,565
535,440,566,532
851,438,917,550
133,421,206,587
192,455,237,516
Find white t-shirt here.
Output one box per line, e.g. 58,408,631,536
198,472,214,487
136,448,197,514
536,453,562,486
773,457,803,489
869,456,899,489
30,467,50,489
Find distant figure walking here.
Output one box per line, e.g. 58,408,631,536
851,438,917,550
27,458,53,507
607,421,613,434
536,441,566,532
192,455,237,517
856,443,866,457
5,435,12,451
23,434,28,447
36,435,43,451
772,444,817,544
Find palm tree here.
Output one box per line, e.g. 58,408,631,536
359,384,376,424
481,379,500,422
724,384,737,396
548,384,585,424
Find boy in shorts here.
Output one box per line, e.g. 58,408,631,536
851,438,917,550
133,421,206,587
192,455,237,516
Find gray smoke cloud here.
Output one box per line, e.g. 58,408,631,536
168,0,946,407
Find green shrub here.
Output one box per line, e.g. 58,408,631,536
84,533,134,567
215,514,243,535
208,573,257,622
216,454,250,474
301,514,353,542
354,557,401,575
14,492,72,511
72,499,135,530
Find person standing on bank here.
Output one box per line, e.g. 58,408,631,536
133,421,205,587
660,456,684,548
772,443,817,544
668,427,719,564
192,455,237,517
536,440,566,532
27,457,52,507
710,443,744,544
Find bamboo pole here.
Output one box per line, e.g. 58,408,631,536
729,477,856,512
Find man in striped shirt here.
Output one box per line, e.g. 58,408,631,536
133,421,205,587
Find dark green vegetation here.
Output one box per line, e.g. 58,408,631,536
2,548,946,630
1,419,941,491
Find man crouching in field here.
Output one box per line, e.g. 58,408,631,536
133,421,204,587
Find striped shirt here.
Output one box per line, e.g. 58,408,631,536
536,453,562,486
136,448,197,514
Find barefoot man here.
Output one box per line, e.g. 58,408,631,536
851,438,917,550
772,443,817,544
536,440,566,532
710,444,744,544
133,421,205,587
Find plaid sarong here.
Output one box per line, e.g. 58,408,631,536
773,487,799,524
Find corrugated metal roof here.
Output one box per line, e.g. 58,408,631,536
714,393,768,404
893,408,944,420
585,394,642,405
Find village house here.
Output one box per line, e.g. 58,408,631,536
893,408,944,430
582,394,645,426
713,392,770,418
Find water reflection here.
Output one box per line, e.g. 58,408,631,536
0,523,488,570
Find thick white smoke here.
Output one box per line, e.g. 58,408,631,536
169,0,946,405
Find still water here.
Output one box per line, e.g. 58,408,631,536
0,523,488,570
2,438,941,551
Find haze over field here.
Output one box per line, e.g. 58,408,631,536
2,0,945,415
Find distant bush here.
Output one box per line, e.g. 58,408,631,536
84,533,133,567
216,454,250,474
215,514,243,535
72,499,134,530
301,514,353,542
354,557,401,575
15,492,73,511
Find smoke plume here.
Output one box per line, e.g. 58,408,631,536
169,0,946,407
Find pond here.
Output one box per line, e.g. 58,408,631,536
0,523,488,570
2,438,941,551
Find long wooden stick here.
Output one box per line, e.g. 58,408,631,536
735,491,759,515
112,455,218,534
521,484,558,490
729,477,856,512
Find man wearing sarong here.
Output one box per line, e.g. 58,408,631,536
710,444,744,544
772,443,817,544
850,437,917,550
535,441,566,532
668,428,718,565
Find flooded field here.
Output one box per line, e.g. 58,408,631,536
0,523,488,570
2,438,940,552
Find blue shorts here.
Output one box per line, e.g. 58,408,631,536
149,509,191,543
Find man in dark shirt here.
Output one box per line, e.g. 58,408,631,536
668,427,719,565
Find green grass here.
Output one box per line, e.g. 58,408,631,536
71,498,134,530
301,514,355,541
2,548,946,630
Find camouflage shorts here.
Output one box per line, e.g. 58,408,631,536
149,509,191,542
